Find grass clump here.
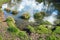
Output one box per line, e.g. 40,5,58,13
36,25,52,34
27,25,35,33
7,27,19,34
6,16,29,40
21,13,30,20
12,10,18,15
34,12,46,20
17,31,28,40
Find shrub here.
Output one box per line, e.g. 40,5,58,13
21,13,30,20
36,25,52,34
18,31,28,40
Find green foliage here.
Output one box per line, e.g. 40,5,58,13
21,13,30,20
6,16,15,23
0,35,2,40
6,16,19,34
18,31,28,40
36,25,52,34
46,35,57,40
34,12,46,20
7,27,18,34
6,16,28,40
27,25,35,33
54,26,60,34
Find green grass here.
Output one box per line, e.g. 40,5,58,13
36,25,52,34
0,35,2,40
6,16,29,40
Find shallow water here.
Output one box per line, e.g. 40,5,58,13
2,0,59,24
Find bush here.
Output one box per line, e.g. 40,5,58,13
34,12,46,20
36,25,52,34
18,31,28,40
21,13,30,20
